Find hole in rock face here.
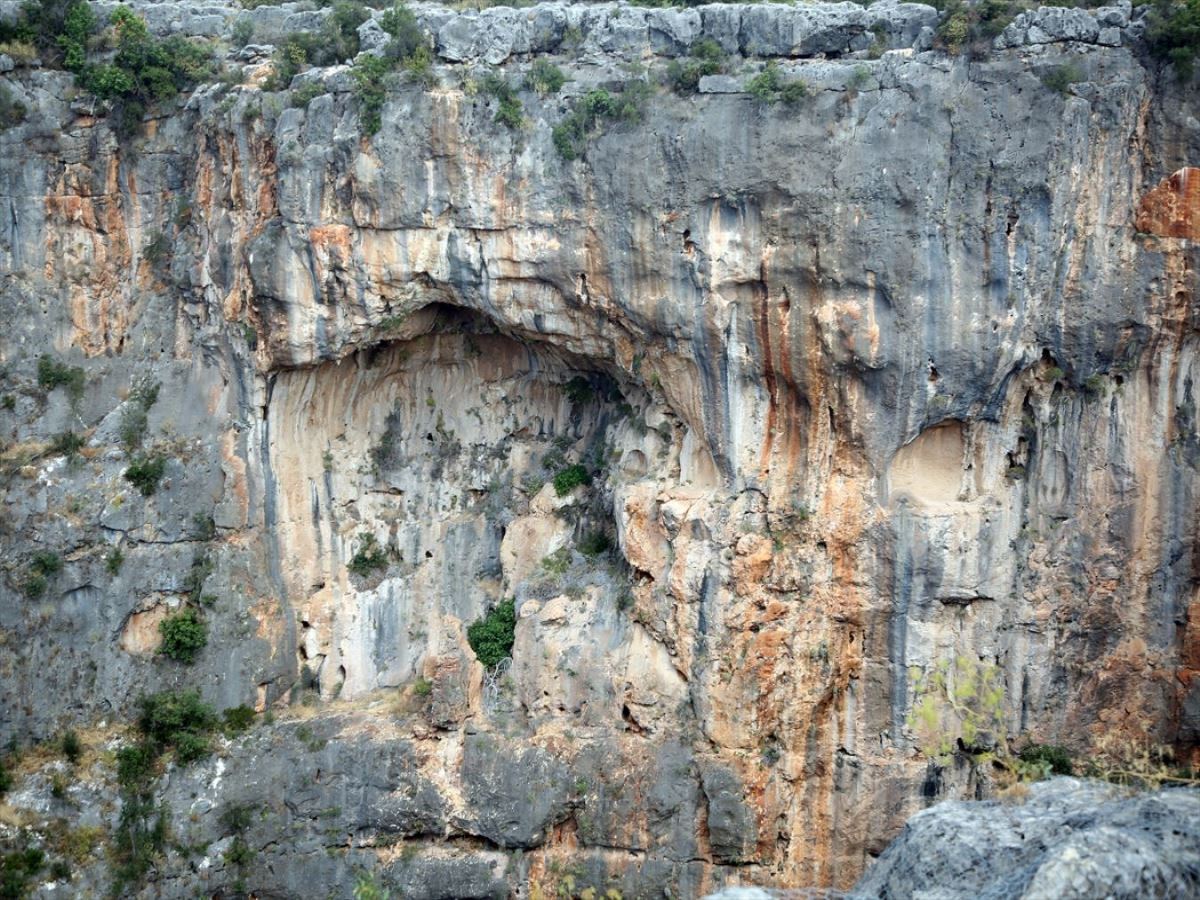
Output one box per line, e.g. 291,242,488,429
888,420,966,505
267,307,677,699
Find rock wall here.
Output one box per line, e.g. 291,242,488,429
0,1,1198,897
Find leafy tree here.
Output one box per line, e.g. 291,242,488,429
158,608,208,664
467,599,516,668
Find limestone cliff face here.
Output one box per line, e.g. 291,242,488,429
1,1,1198,896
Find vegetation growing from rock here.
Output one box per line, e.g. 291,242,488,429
524,58,566,94
1041,62,1085,94
158,608,209,664
480,71,524,129
1018,743,1074,777
124,454,167,496
37,355,85,402
552,81,651,160
1144,0,1200,78
136,689,218,762
746,60,808,104
119,375,160,451
907,655,1006,762
48,430,84,457
61,730,82,765
348,532,389,576
467,598,516,668
349,2,433,133
0,847,44,900
553,463,591,496
666,37,726,93
264,0,370,91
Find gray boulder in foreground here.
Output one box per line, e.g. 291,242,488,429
847,778,1200,899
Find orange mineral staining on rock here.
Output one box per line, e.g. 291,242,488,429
1136,167,1200,239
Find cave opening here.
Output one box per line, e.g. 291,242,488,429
265,303,683,707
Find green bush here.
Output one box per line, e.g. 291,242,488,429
231,18,254,47
747,61,807,104
348,532,388,576
467,598,516,668
0,759,12,795
49,431,84,456
562,376,594,405
31,551,61,577
1145,0,1200,78
222,705,256,734
380,1,425,59
158,608,208,664
291,79,326,108
1041,62,1084,94
37,355,85,401
525,58,566,94
115,742,157,787
552,82,650,160
124,454,166,496
21,573,47,599
481,72,523,129
352,53,393,134
412,677,433,697
1019,743,1074,776
136,689,217,761
666,37,724,93
578,531,611,557
81,7,215,114
61,730,82,765
106,546,125,575
553,463,590,496
0,847,44,900
934,0,1027,54
541,547,572,576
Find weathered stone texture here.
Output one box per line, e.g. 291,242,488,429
0,1,1198,897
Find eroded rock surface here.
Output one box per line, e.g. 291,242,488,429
0,0,1198,896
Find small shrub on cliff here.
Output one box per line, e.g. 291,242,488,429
0,759,12,795
31,551,62,577
480,71,524,129
933,0,1026,55
49,430,84,457
1041,63,1084,95
61,730,82,765
222,705,256,734
467,599,516,668
666,37,725,93
158,608,208,664
0,847,44,899
125,454,167,496
746,61,808,104
351,42,433,134
290,79,326,108
552,82,650,160
136,689,217,761
348,532,389,577
1018,743,1073,777
553,463,590,496
525,58,566,95
37,355,85,402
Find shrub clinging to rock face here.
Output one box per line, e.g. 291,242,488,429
467,598,516,668
158,608,208,664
